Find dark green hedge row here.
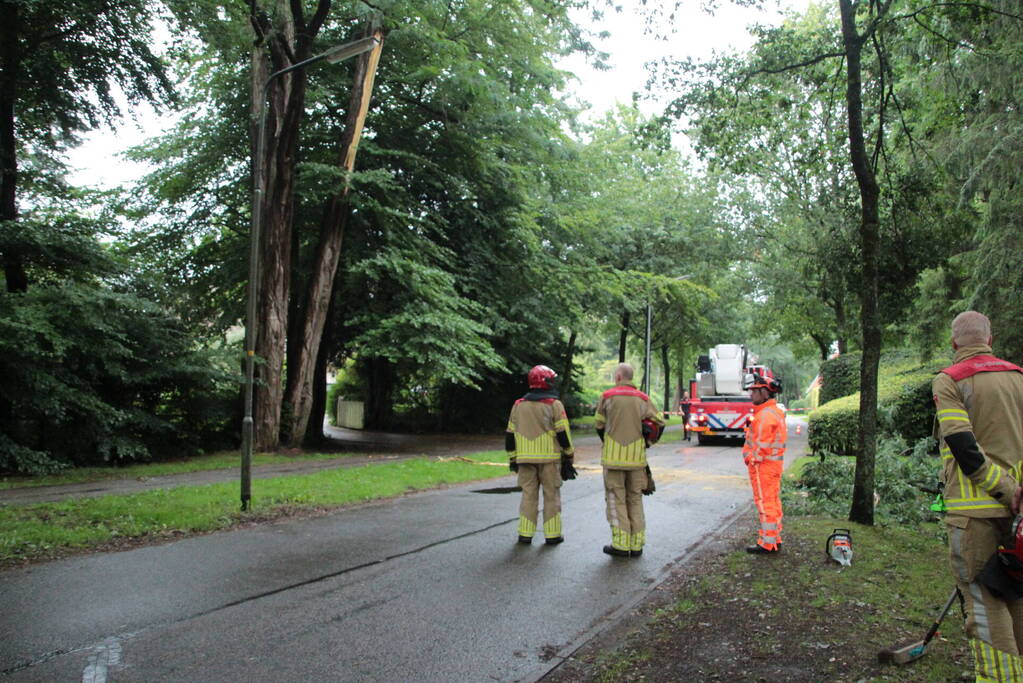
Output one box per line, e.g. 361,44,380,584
808,356,944,455
819,352,861,405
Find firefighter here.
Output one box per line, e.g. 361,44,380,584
932,311,1023,683
506,365,576,545
742,368,786,554
595,363,664,558
680,390,692,441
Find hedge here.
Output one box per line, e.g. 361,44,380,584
818,352,862,405
808,355,945,455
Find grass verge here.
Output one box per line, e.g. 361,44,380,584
0,453,510,566
0,451,355,491
548,515,967,682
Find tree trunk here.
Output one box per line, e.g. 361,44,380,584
365,356,394,429
0,1,27,293
248,0,324,451
302,310,332,447
661,344,670,411
618,311,630,363
839,0,884,526
835,295,849,354
281,29,383,446
562,330,577,394
810,332,830,361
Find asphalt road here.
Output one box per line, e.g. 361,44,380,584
0,421,806,682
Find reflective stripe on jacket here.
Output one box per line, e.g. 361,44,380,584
595,385,664,470
507,398,572,463
933,345,1023,517
743,399,786,464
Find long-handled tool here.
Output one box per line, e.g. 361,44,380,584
877,588,960,665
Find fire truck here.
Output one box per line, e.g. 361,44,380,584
684,344,764,445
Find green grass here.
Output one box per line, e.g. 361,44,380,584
0,451,354,491
784,455,816,482
572,515,966,682
0,456,509,564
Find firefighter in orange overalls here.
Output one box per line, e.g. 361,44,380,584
742,368,786,554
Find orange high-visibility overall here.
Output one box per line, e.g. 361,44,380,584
743,398,786,550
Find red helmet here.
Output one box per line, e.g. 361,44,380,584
745,367,782,394
527,365,558,390
642,418,662,446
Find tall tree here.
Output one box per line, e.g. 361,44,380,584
247,0,332,450
0,0,172,292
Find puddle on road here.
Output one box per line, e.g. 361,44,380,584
472,486,523,494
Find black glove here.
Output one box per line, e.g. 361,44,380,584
509,456,518,472
642,465,655,496
560,456,577,481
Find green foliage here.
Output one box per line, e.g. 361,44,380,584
784,436,940,526
818,352,861,405
808,354,942,456
0,221,238,474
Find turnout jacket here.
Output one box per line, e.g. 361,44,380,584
595,384,664,470
506,393,574,464
742,398,786,465
932,344,1023,517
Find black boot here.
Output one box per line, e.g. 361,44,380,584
545,536,564,545
603,545,630,557
518,535,532,545
746,544,778,554
630,549,643,558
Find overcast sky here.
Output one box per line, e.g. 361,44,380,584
66,0,810,189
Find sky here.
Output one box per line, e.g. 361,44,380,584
66,0,810,190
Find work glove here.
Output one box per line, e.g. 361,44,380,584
560,455,577,481
508,456,518,473
642,465,655,496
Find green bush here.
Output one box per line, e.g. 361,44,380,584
784,436,941,525
808,354,943,455
0,220,238,474
818,352,861,405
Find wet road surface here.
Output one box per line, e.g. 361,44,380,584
0,421,806,682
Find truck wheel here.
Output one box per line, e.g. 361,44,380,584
697,433,710,446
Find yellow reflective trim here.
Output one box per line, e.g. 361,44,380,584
982,465,1001,491
937,408,969,417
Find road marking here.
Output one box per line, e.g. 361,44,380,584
81,637,121,683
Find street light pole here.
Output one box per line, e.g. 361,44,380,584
241,35,380,511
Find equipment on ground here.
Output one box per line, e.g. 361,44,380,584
687,344,779,445
826,528,853,566
877,588,960,665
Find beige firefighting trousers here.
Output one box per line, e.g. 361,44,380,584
517,462,562,539
604,468,647,552
947,515,1023,682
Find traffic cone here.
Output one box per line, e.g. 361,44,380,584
795,424,802,435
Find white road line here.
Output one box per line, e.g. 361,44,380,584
81,637,121,683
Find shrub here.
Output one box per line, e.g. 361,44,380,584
784,436,942,526
808,354,943,455
0,283,238,474
819,352,861,404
